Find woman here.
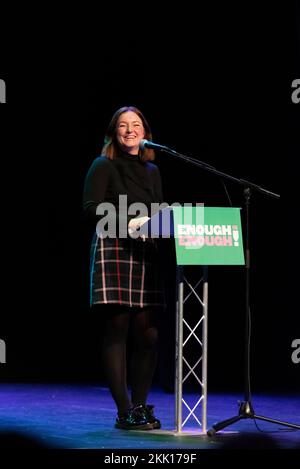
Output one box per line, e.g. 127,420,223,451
83,106,165,430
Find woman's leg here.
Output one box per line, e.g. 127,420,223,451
129,308,159,406
101,306,131,414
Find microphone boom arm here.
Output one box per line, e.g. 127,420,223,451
159,146,280,199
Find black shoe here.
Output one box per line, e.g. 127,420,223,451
115,405,155,430
142,404,161,429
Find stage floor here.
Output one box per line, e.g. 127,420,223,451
0,383,299,450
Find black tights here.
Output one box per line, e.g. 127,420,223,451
101,306,159,414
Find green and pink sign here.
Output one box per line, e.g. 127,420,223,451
173,207,245,265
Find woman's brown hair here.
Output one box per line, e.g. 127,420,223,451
101,106,155,162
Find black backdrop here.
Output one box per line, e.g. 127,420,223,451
1,3,299,393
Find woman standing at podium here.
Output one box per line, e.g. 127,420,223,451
83,106,165,430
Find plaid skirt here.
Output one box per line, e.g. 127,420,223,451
90,234,166,308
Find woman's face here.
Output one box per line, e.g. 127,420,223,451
116,111,145,155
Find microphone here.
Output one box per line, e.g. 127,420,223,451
139,139,169,151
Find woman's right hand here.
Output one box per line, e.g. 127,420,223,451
128,216,150,240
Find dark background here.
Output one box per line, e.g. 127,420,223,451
1,3,299,394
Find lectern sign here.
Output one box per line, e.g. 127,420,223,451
173,207,245,265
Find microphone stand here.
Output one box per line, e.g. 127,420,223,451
158,145,300,435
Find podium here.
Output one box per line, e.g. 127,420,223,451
139,206,245,435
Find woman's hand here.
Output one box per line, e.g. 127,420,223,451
128,216,150,240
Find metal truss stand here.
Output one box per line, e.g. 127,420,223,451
173,264,208,435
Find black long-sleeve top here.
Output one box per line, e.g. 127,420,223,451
83,152,164,229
